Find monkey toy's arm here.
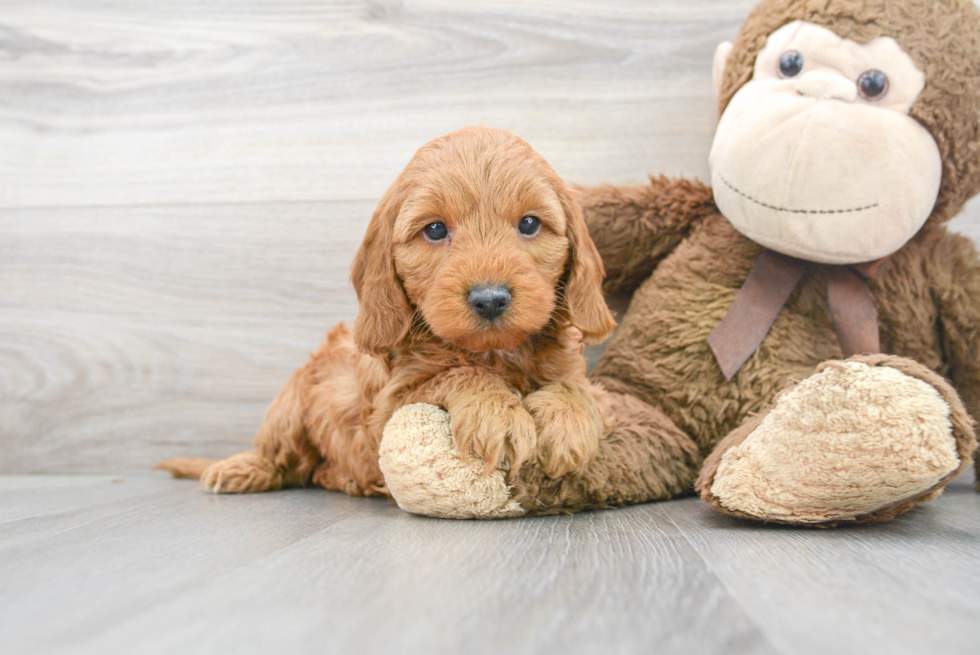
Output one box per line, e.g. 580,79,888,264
930,231,980,489
578,176,716,295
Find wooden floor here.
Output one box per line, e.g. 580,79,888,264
1,470,978,655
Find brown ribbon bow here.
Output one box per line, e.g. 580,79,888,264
708,250,884,381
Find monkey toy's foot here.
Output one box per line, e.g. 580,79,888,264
378,403,525,519
697,355,976,526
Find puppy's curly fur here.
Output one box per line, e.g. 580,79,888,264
157,127,616,495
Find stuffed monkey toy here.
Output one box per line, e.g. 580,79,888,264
379,0,980,525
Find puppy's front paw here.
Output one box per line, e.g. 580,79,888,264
524,383,604,478
449,391,537,474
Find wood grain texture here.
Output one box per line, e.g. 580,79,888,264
0,0,757,208
0,471,977,655
0,203,367,472
1,0,979,475
657,474,980,655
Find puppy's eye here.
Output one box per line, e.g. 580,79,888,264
422,221,448,241
779,50,804,78
857,70,889,100
518,215,541,237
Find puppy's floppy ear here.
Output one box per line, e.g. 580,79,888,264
558,184,617,344
350,178,415,356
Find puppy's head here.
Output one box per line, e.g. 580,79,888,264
351,126,615,355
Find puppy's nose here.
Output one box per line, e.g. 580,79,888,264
468,285,511,321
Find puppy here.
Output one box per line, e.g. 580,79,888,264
156,126,616,496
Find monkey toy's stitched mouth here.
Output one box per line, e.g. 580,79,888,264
719,174,879,215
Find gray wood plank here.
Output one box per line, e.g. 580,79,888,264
0,0,757,209
0,475,370,654
656,471,980,655
1,473,978,655
0,202,367,473
0,474,153,523
0,473,777,655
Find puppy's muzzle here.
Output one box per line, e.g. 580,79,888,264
467,285,511,321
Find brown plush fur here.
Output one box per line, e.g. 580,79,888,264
510,378,700,515
157,126,617,495
578,189,980,515
534,0,980,521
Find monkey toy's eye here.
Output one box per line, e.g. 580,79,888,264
423,221,448,241
857,70,889,100
518,214,541,236
778,50,804,78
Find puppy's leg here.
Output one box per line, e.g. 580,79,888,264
159,324,372,494
518,326,607,477
523,381,606,478
404,368,537,474
199,365,319,493
305,326,391,496
198,451,284,494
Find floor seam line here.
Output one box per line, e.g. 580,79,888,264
657,505,791,655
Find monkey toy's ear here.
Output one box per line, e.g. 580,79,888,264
713,42,734,98
350,179,415,356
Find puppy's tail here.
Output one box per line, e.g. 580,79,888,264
153,457,215,480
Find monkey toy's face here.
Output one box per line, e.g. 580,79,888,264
709,21,942,265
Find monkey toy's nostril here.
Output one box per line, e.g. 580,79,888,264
467,285,511,321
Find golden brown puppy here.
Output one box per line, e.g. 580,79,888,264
157,126,616,496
